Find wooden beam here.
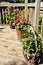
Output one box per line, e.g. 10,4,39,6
0,3,25,7
35,0,41,31
0,2,43,8
25,0,28,20
28,3,35,8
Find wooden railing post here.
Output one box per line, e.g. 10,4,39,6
25,0,28,20
29,8,35,26
35,0,41,31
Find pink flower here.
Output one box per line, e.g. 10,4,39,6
8,6,12,8
13,9,19,12
3,11,8,14
21,22,25,26
14,19,19,25
13,9,17,12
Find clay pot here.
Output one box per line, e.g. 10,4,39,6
16,29,23,39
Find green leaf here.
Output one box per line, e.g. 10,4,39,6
30,48,34,51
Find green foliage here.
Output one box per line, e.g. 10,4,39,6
38,15,42,34
15,20,23,29
16,0,35,3
20,23,42,53
37,36,42,52
14,18,30,30
28,0,35,3
21,37,35,53
23,31,34,38
42,44,43,52
21,33,42,53
16,0,25,3
21,25,36,53
5,6,19,26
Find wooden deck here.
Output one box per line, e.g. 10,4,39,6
0,25,43,65
0,25,27,65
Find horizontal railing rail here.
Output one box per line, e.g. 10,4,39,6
0,2,43,8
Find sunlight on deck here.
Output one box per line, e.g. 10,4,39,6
0,25,27,65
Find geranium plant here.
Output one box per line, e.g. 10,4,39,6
14,17,30,30
4,6,19,28
13,17,30,39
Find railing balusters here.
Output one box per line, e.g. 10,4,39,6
0,8,3,24
0,1,43,36
3,7,6,24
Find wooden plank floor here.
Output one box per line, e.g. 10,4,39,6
0,25,43,65
0,25,27,65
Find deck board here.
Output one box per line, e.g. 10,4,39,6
0,25,26,65
0,25,43,65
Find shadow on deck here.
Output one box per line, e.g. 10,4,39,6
40,53,43,64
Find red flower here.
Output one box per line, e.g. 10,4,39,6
14,19,19,25
21,22,25,26
14,9,19,12
13,9,17,12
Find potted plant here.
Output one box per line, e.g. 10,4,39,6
14,17,29,39
20,24,42,65
4,6,19,29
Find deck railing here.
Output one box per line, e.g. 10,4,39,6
0,1,43,36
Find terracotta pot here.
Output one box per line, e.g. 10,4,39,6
16,29,23,39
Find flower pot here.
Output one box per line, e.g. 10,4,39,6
16,29,23,39
23,48,41,65
10,25,15,29
23,48,36,65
